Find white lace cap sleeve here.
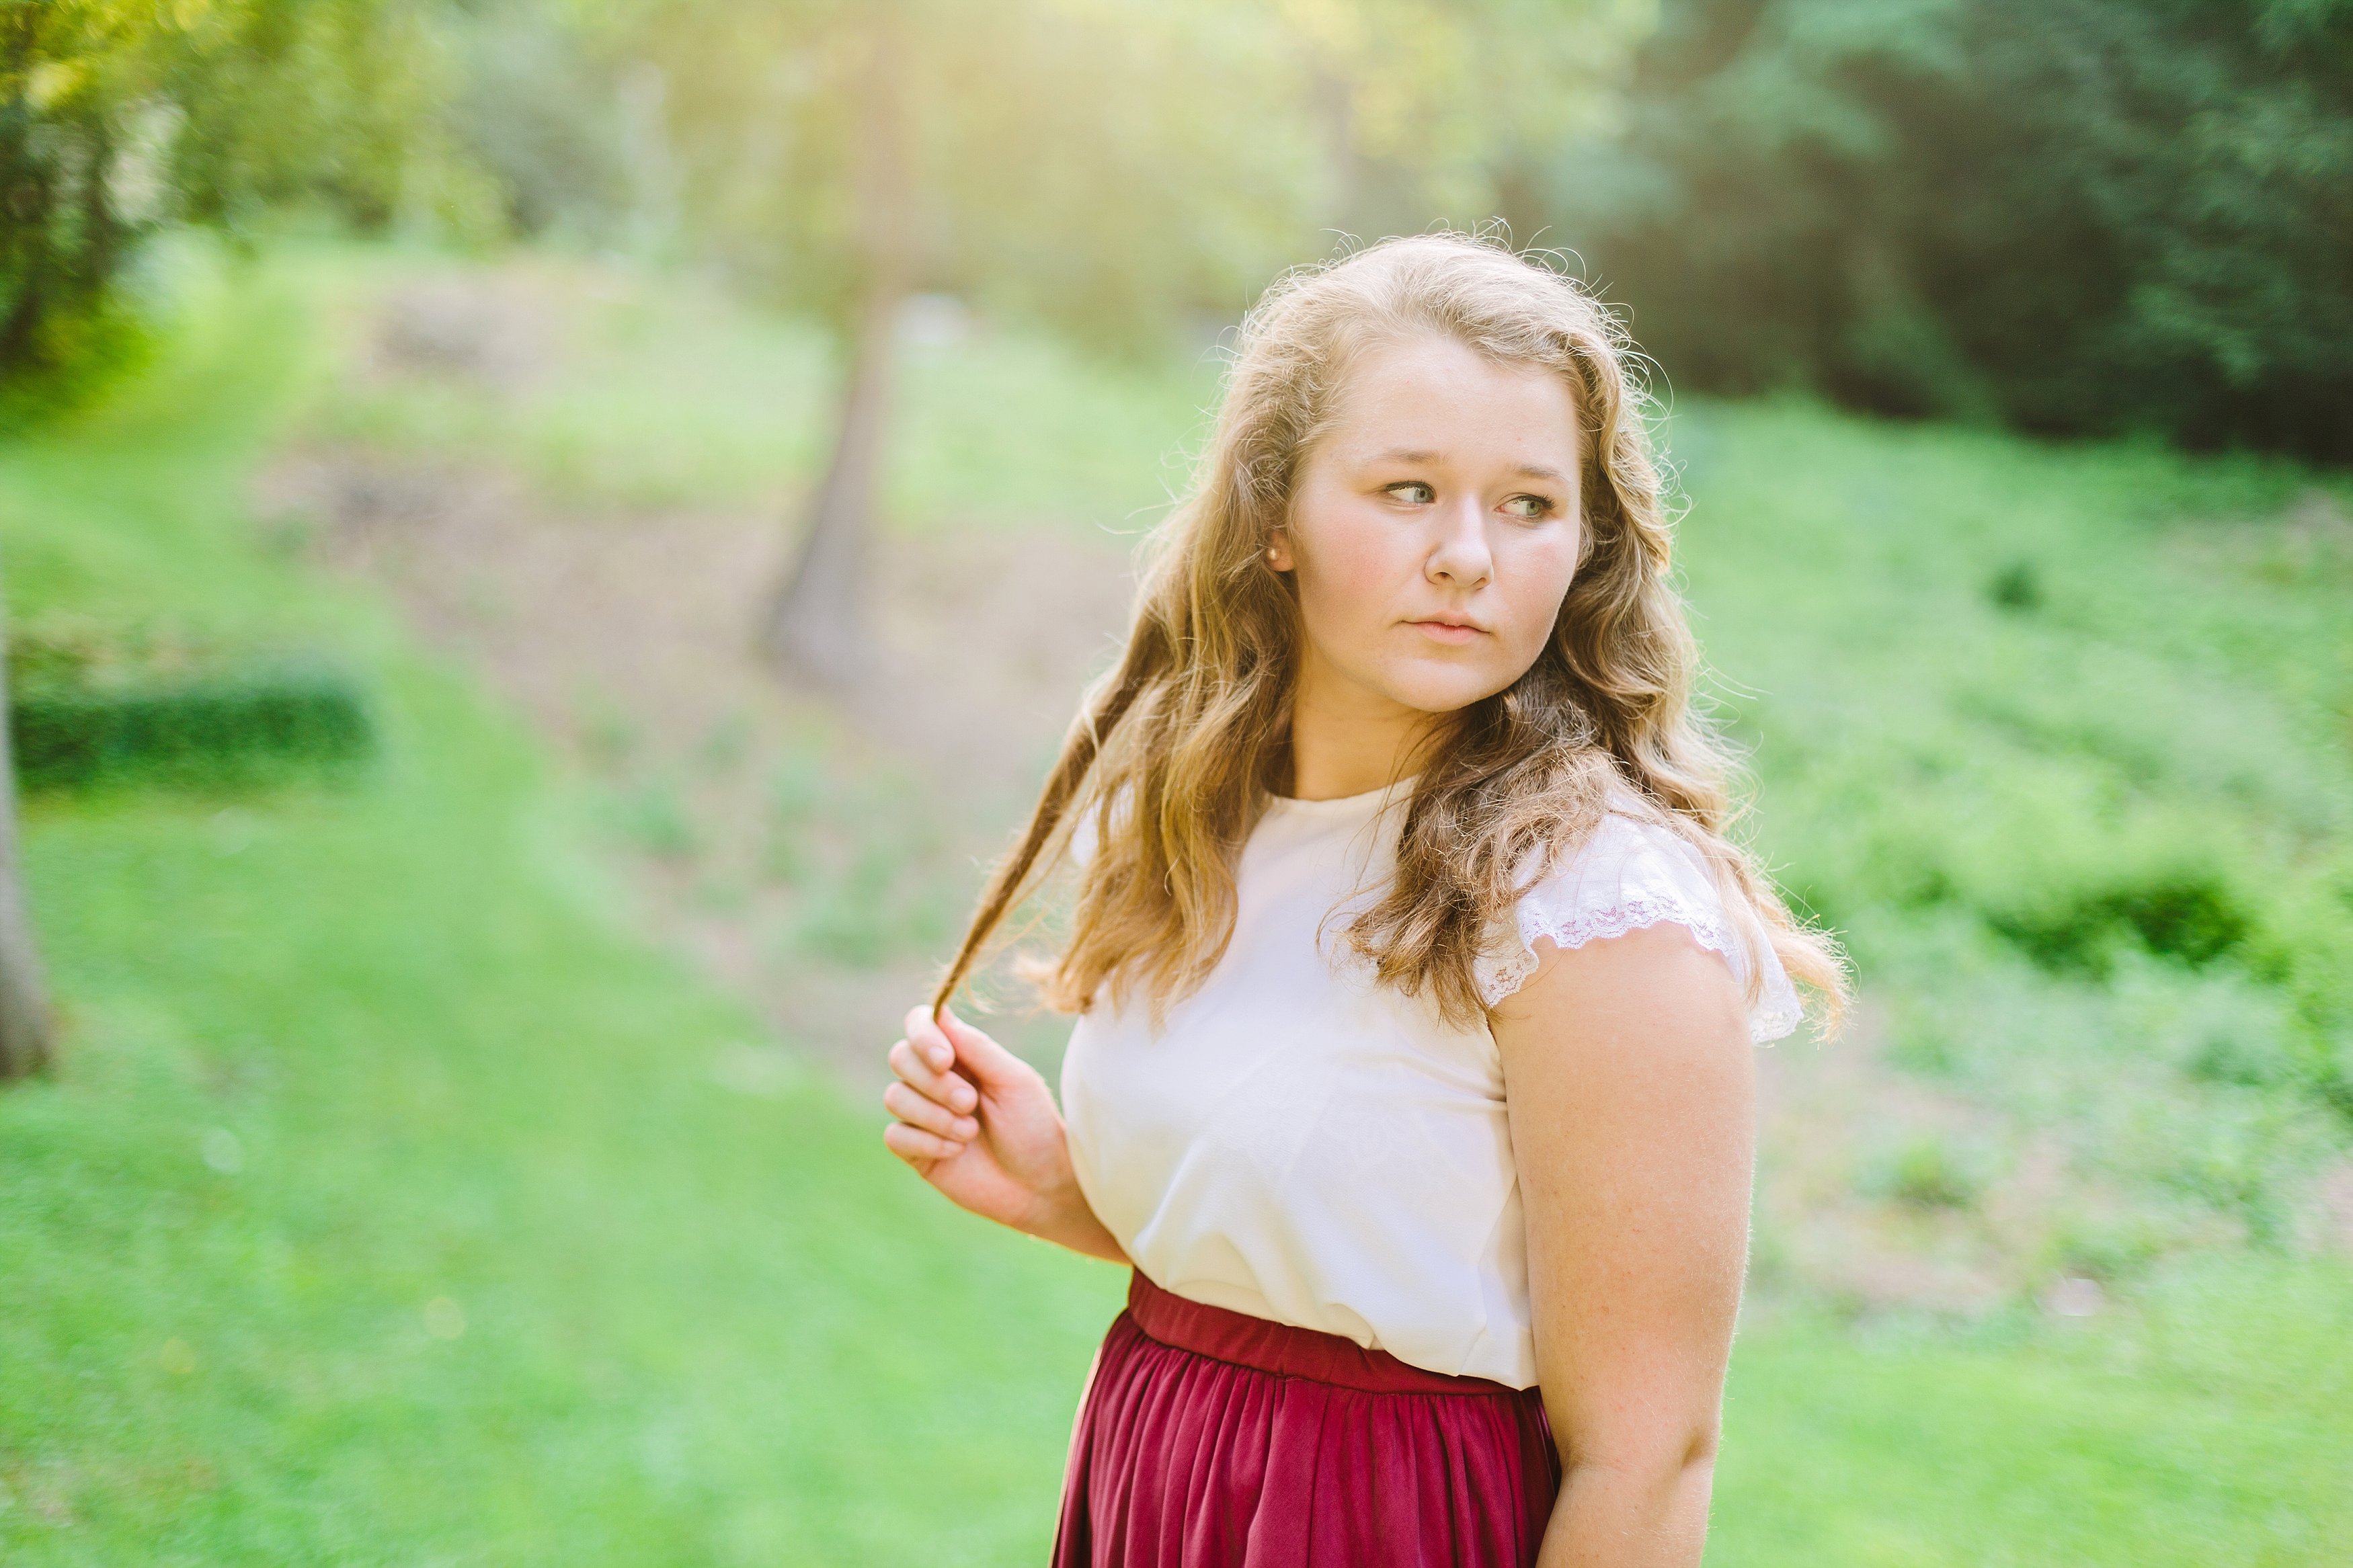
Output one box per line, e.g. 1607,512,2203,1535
1475,811,1805,1044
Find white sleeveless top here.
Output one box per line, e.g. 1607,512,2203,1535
1060,775,1804,1389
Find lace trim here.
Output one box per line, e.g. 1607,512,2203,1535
1477,894,1804,1046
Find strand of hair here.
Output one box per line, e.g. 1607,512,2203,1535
928,645,1153,1018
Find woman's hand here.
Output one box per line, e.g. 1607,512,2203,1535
882,1005,1129,1264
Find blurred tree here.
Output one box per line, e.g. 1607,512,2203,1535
625,0,1652,684
3,0,155,388
1,0,479,399
623,0,1314,684
444,0,632,240
1546,0,2353,460
1282,0,1654,246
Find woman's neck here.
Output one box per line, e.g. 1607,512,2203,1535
1283,650,1446,802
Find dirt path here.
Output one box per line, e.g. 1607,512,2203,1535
262,270,1137,1096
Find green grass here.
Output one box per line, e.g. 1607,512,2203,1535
301,245,1219,533
3,706,1123,1563
1717,1258,2353,1566
1668,401,2353,1276
1,248,1124,1564
3,241,2350,1563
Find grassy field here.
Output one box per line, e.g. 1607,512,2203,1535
1671,397,2353,1308
0,250,1128,1564
2,243,2350,1564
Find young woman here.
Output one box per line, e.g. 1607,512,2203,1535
881,233,1850,1568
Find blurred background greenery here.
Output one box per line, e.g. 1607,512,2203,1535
4,1,2351,1563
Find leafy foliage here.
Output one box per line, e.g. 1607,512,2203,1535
1550,0,2353,460
1,0,476,399
616,0,1650,349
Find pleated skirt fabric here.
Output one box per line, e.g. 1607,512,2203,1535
1052,1270,1560,1568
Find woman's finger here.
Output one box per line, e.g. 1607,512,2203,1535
888,1039,979,1114
904,1005,955,1072
883,1120,965,1165
884,1081,979,1143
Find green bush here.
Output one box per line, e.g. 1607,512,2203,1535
1864,1135,1987,1212
1986,870,2252,979
12,662,375,792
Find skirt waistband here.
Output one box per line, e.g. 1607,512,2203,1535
1122,1270,1527,1398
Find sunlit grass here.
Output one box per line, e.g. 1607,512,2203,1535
1717,1256,2353,1566
0,258,1121,1560
1667,399,2353,1279
3,243,2349,1563
290,245,1222,536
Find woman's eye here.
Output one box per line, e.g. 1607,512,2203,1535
1503,494,1552,520
1385,481,1435,505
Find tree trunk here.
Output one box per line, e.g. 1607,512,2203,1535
765,276,904,686
764,19,910,688
0,585,56,1081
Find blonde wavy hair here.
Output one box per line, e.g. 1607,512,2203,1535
934,232,1851,1036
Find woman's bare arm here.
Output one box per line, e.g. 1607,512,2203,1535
1490,923,1757,1568
883,1005,1129,1263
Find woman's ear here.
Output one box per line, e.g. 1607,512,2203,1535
1265,530,1295,572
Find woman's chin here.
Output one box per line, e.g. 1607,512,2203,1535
1380,667,1520,718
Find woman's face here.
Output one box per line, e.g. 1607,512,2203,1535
1273,332,1584,720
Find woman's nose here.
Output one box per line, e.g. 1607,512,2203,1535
1427,500,1494,589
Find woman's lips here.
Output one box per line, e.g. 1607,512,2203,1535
1408,618,1484,644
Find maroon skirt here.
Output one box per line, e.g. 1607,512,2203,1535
1052,1270,1560,1567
